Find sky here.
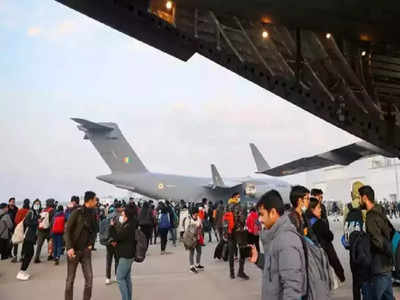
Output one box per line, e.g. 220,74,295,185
0,0,359,202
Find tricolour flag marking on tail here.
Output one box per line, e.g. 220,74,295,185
123,156,131,164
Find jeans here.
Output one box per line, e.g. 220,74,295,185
169,228,177,245
189,244,202,266
65,248,93,300
361,281,371,300
370,273,393,300
53,234,63,259
159,228,169,251
21,241,35,271
117,257,134,300
106,245,119,279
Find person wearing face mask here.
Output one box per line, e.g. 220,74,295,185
288,185,318,244
16,199,41,281
185,207,204,274
109,207,138,300
224,192,248,280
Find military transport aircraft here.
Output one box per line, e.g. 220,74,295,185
72,118,291,203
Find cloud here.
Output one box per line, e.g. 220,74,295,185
27,26,41,37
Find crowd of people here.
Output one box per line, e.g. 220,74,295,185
0,182,399,300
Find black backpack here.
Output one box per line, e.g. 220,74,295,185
134,229,148,263
343,203,364,249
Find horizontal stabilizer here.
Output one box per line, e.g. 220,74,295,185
259,141,394,177
250,143,271,173
71,118,113,132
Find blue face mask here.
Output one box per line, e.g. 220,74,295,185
34,204,40,210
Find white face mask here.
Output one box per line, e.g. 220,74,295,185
301,206,307,213
119,216,125,224
237,198,241,203
34,205,40,210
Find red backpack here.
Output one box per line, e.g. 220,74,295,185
223,212,235,234
52,214,65,234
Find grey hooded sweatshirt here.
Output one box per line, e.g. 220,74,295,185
256,213,307,300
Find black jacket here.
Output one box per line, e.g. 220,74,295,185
23,209,39,244
310,217,345,282
366,205,394,275
110,219,138,259
64,207,97,251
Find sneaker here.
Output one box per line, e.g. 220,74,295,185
16,271,30,281
105,278,111,285
54,259,59,265
195,264,205,270
34,258,41,264
190,267,198,274
237,272,250,280
48,255,53,261
161,251,166,255
230,273,235,279
11,257,18,263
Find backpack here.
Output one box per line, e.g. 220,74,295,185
135,229,148,263
52,214,65,234
159,213,171,229
171,208,179,228
298,234,332,300
343,203,364,249
11,219,26,244
99,216,113,246
223,212,235,234
183,218,198,250
0,213,9,238
38,208,52,230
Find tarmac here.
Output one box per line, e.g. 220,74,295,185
1,216,400,300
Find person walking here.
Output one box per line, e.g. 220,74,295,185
224,193,249,280
110,206,138,300
246,207,261,253
158,207,171,255
185,207,204,274
359,186,395,300
307,198,345,283
34,199,55,263
12,199,30,263
138,202,154,248
64,191,98,300
16,199,41,280
249,190,306,300
0,203,13,260
102,205,119,285
52,205,66,265
7,198,19,259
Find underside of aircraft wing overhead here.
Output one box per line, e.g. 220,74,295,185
256,141,396,177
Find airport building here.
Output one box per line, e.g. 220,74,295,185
306,156,400,205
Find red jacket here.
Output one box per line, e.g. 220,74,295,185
246,211,260,235
14,208,29,225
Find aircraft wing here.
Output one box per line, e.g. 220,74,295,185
205,164,242,189
252,141,394,177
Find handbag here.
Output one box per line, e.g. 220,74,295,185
11,220,26,244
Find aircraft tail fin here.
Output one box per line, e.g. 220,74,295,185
72,118,148,174
211,164,225,187
250,143,271,173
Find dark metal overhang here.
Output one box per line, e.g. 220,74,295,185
55,0,400,157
